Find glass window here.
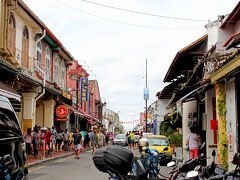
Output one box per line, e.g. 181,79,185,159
9,13,15,28
147,137,169,146
61,60,66,89
23,26,29,39
45,47,51,81
37,41,42,64
0,108,22,139
53,53,59,84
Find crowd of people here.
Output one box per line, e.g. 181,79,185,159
24,126,111,160
126,131,142,150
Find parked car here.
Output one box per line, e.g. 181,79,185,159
0,95,28,179
113,134,127,146
142,132,153,138
146,135,172,164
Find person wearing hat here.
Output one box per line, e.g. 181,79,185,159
186,126,201,159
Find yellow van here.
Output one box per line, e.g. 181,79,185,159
146,135,172,163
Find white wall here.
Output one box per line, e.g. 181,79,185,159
205,88,218,165
155,99,169,135
182,100,197,161
14,11,37,68
226,77,238,170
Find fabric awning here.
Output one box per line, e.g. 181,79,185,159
0,81,21,101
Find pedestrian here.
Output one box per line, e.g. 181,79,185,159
72,129,83,159
69,129,74,151
51,126,57,152
56,129,63,152
40,128,47,159
88,130,93,147
129,131,135,149
91,129,98,154
32,127,39,158
46,128,53,156
64,129,69,151
98,131,105,149
134,133,140,150
84,130,89,148
186,126,201,159
127,132,131,149
24,128,33,155
105,133,109,146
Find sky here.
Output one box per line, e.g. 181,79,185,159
24,0,239,131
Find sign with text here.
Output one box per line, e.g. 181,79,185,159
56,105,69,118
80,78,88,102
144,87,149,100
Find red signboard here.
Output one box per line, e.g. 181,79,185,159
56,105,69,118
55,118,68,121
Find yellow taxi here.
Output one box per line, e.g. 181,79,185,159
146,135,172,163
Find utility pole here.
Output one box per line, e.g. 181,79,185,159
145,59,148,133
76,76,79,129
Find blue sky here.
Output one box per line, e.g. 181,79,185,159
24,0,239,131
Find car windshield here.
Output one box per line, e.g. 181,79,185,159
143,133,153,138
115,134,125,139
0,108,22,138
147,137,169,146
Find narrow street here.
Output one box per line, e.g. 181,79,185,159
29,148,171,180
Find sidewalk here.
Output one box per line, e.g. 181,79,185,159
27,148,92,168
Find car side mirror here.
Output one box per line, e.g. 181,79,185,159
163,147,169,151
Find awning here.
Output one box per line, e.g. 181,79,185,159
179,83,209,102
223,32,240,50
0,81,21,101
88,119,97,125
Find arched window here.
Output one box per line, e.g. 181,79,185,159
8,12,16,56
53,53,60,84
61,60,66,89
45,47,51,81
37,41,42,64
22,26,29,68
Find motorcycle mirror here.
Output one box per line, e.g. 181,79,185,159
212,150,216,157
163,147,169,151
167,161,175,167
187,171,198,178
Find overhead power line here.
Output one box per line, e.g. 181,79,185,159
79,0,207,22
55,0,203,30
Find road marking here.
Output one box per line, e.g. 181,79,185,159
29,166,45,172
56,155,74,162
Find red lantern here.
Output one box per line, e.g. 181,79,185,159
211,120,218,130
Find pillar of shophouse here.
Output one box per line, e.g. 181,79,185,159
22,93,37,133
216,83,228,170
182,100,197,162
43,99,55,129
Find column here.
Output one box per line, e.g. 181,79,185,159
43,99,55,129
182,100,197,162
216,83,228,170
22,92,37,133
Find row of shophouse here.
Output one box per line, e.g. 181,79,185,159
145,1,240,171
0,0,120,134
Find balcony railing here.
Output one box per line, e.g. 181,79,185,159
35,59,46,79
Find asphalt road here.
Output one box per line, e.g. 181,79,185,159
29,147,171,180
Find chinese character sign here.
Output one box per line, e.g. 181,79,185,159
80,78,88,102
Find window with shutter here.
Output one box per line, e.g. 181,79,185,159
22,26,29,68
8,13,16,56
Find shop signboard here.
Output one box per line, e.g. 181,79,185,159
56,105,69,119
80,78,88,102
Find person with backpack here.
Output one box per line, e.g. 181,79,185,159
72,129,83,159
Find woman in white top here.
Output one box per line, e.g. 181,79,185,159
186,126,201,159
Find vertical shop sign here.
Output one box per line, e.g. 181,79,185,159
80,78,88,102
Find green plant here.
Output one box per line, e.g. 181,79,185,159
168,132,183,147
